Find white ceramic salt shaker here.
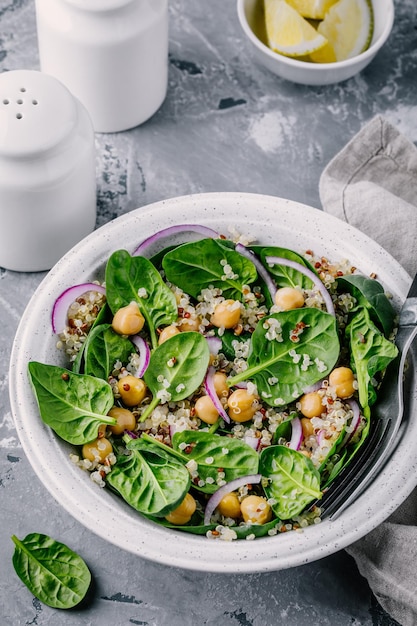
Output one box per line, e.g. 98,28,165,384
34,0,169,133
0,69,96,272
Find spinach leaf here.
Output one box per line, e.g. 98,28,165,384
338,274,396,337
141,331,210,421
154,516,282,539
72,302,112,374
346,307,398,408
272,413,296,444
251,245,316,289
11,533,91,609
105,250,177,348
172,430,259,494
228,308,339,406
28,362,116,445
83,323,133,380
260,445,322,519
162,238,257,300
220,329,251,362
106,437,190,517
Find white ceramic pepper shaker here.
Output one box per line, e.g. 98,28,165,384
0,69,96,272
34,0,169,133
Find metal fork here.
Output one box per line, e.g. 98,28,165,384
317,276,417,520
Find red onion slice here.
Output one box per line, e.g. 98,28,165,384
235,243,277,302
265,255,335,316
288,416,303,450
206,335,222,356
203,473,262,526
204,366,230,424
51,283,106,334
130,335,151,378
341,398,361,447
132,224,220,257
244,434,260,451
302,379,324,394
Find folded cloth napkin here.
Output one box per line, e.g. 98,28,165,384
320,114,417,626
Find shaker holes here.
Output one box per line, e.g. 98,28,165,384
16,113,23,119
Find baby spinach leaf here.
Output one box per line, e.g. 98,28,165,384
154,516,281,538
338,274,396,337
83,323,133,380
251,245,316,289
106,437,190,517
105,250,177,348
220,329,251,362
346,307,398,409
260,445,322,519
162,238,257,300
141,331,210,421
228,308,339,406
28,362,116,445
72,302,112,374
11,533,91,609
172,430,259,494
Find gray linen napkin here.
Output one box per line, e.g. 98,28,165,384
320,114,417,626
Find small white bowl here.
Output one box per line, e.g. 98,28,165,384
237,0,394,85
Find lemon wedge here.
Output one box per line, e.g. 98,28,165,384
264,0,328,57
284,0,339,20
316,0,374,61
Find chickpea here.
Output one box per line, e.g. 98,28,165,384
165,492,196,525
158,324,180,345
107,407,136,436
217,492,241,519
210,299,241,329
329,367,356,399
177,316,201,332
240,495,272,525
82,437,113,463
274,287,305,311
213,371,229,399
301,417,315,438
112,301,145,336
227,388,259,423
299,391,323,418
194,395,219,425
117,375,147,407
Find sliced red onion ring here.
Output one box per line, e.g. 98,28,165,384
204,366,230,424
206,335,222,356
317,429,326,447
132,224,220,257
51,283,106,334
130,335,151,378
244,434,260,451
265,255,335,316
341,398,361,447
235,243,277,302
302,379,324,394
288,416,303,450
203,473,262,526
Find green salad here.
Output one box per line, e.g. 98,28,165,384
28,225,398,541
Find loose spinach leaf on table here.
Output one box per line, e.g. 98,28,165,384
83,323,134,380
141,331,210,421
251,245,316,289
345,307,398,409
28,362,116,445
338,274,397,337
162,238,258,300
11,533,91,609
228,308,340,406
106,437,190,517
260,445,322,519
171,430,259,494
105,249,177,348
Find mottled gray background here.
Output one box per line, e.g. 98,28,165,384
1,0,416,624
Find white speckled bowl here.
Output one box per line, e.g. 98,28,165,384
237,0,395,86
10,192,416,573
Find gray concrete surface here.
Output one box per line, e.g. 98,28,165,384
1,0,415,624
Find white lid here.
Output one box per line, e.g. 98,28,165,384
0,69,78,158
